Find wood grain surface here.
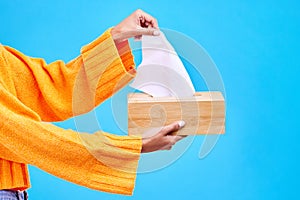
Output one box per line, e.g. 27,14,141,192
128,92,225,136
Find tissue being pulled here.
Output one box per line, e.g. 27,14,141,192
130,31,195,97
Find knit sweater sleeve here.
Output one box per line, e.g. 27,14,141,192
0,92,142,194
0,28,135,121
0,29,142,195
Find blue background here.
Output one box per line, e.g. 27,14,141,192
1,0,299,199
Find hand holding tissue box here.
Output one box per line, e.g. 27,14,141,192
128,31,225,136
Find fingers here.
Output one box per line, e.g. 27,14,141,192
113,28,160,43
161,135,186,150
134,28,160,37
174,135,186,142
161,122,180,135
160,120,185,136
131,27,160,42
167,135,183,145
112,9,160,43
159,121,186,150
136,9,159,28
141,121,187,153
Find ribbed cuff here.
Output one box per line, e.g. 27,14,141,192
81,132,142,195
0,159,30,190
79,28,141,195
80,28,136,106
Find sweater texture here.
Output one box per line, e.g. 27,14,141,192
0,29,142,195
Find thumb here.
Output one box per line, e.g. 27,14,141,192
134,28,160,37
161,121,185,136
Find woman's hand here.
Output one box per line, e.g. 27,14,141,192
141,121,186,153
111,9,160,43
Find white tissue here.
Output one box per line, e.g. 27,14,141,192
130,31,195,97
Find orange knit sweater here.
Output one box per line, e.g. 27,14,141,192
0,29,142,195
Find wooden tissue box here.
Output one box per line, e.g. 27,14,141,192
128,92,225,136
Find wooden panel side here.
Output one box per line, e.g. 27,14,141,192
128,92,225,136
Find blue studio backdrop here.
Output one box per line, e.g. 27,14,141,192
1,0,299,199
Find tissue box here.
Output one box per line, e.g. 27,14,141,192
128,92,225,136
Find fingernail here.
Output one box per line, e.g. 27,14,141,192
153,30,160,36
178,120,185,128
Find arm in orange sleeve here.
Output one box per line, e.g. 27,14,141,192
0,88,141,194
0,29,142,195
0,28,135,121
